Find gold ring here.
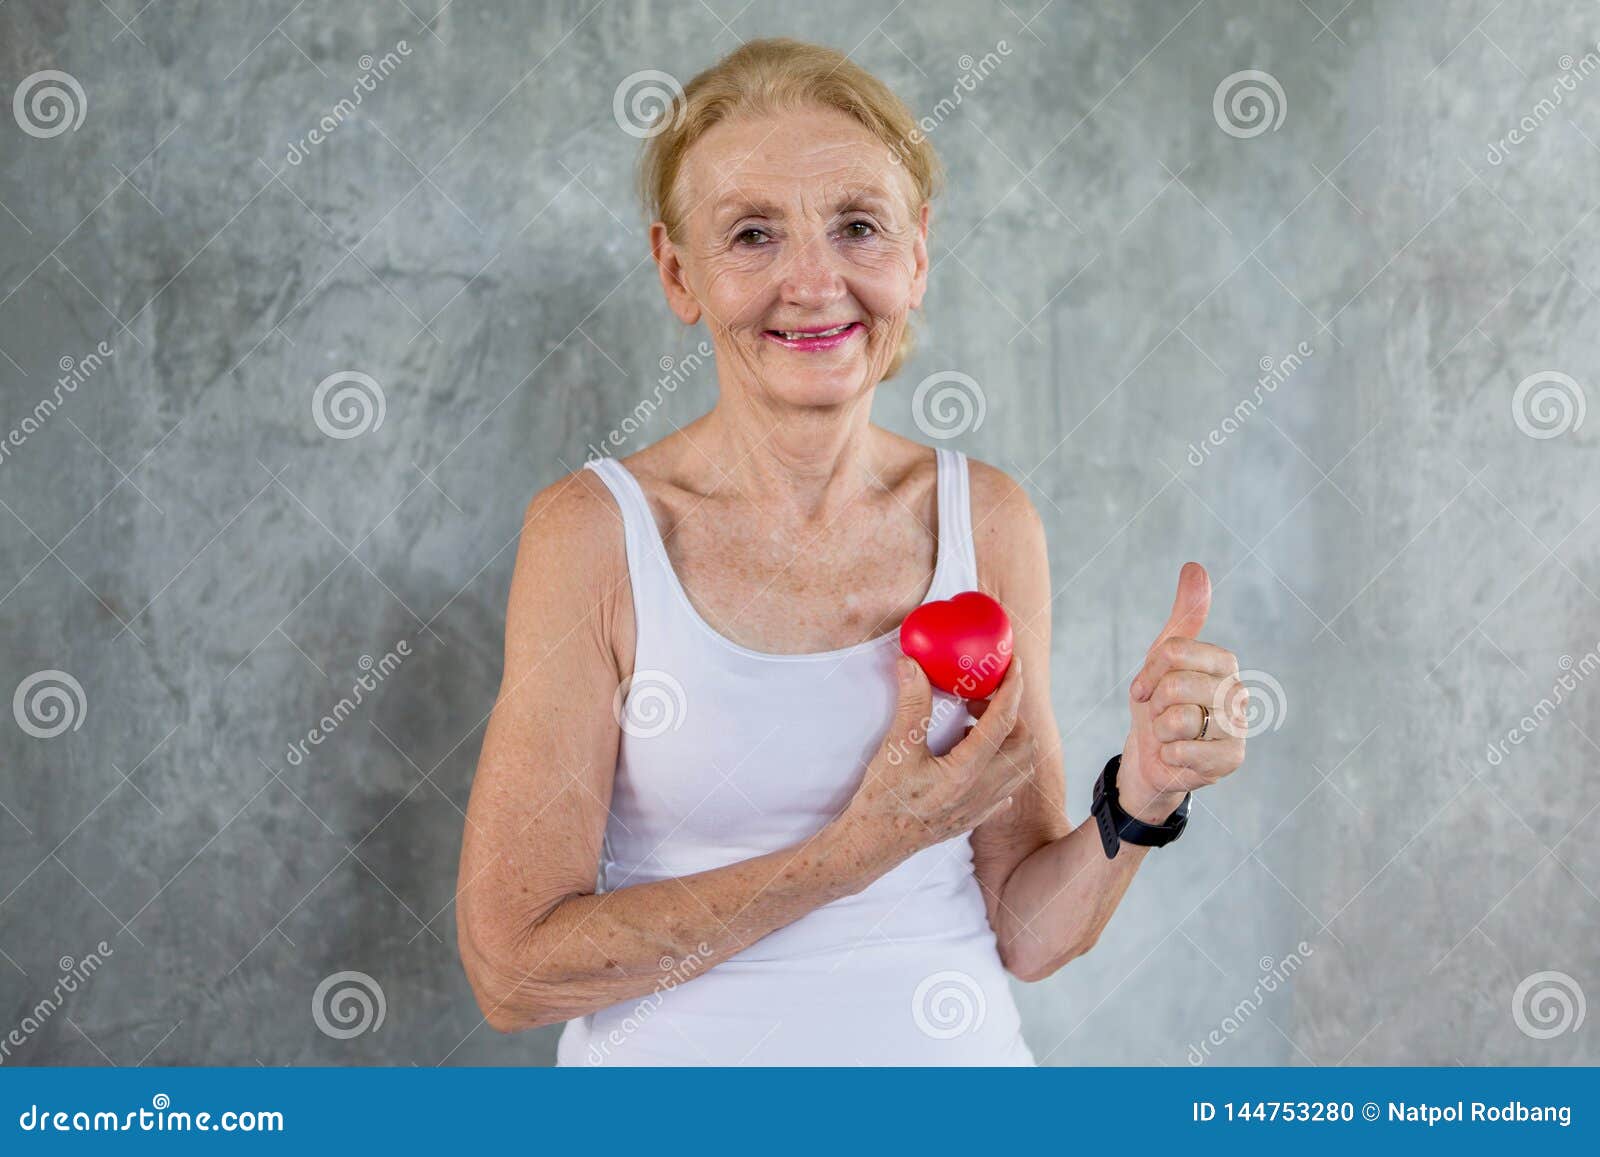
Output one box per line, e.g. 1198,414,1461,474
1195,704,1210,741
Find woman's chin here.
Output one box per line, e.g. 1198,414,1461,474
773,370,873,406
760,353,879,404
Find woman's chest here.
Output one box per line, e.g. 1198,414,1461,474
606,653,969,874
664,512,938,654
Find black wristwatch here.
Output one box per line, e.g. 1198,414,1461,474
1090,753,1191,858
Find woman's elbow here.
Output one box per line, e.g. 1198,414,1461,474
1000,930,1099,983
457,909,563,1033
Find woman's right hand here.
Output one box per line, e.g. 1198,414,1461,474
833,655,1035,870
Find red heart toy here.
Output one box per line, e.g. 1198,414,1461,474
899,590,1014,699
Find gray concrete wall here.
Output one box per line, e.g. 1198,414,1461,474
1,0,1595,1066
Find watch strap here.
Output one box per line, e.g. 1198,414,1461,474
1091,753,1190,858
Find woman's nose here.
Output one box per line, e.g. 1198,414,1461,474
778,231,845,307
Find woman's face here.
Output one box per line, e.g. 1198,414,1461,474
652,104,930,408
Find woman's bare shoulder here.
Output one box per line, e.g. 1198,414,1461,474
508,465,633,677
963,453,1049,599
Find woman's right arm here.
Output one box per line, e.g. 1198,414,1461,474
455,470,1031,1033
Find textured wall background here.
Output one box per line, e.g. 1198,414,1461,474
1,0,1596,1067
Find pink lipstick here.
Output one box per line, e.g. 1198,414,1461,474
762,321,865,352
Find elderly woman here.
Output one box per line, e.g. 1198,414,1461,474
455,37,1248,1066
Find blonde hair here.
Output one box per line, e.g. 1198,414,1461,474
636,38,944,381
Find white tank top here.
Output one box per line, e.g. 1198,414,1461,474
555,447,1034,1066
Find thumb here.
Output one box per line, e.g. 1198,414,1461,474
893,656,934,732
1150,561,1211,649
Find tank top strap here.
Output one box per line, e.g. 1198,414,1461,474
934,447,979,594
582,456,681,629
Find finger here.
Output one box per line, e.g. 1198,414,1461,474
951,656,1024,763
1131,638,1237,703
1152,703,1211,743
1139,562,1211,684
1159,737,1246,782
891,656,934,741
1209,678,1253,737
1146,670,1224,719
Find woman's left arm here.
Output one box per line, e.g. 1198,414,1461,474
966,468,1247,982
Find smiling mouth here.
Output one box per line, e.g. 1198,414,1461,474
767,321,856,340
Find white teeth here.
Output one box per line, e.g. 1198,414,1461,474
776,323,853,340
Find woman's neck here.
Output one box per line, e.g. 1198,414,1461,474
689,388,889,522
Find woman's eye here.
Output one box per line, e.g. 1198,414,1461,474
735,227,768,246
843,220,875,239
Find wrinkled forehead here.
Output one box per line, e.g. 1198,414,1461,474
675,109,917,227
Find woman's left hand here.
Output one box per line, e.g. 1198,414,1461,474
1117,562,1249,821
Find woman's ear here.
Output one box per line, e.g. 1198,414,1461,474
650,221,702,326
907,201,931,311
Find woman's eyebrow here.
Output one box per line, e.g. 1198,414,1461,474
712,187,895,223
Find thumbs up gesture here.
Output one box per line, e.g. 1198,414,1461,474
1117,562,1249,823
